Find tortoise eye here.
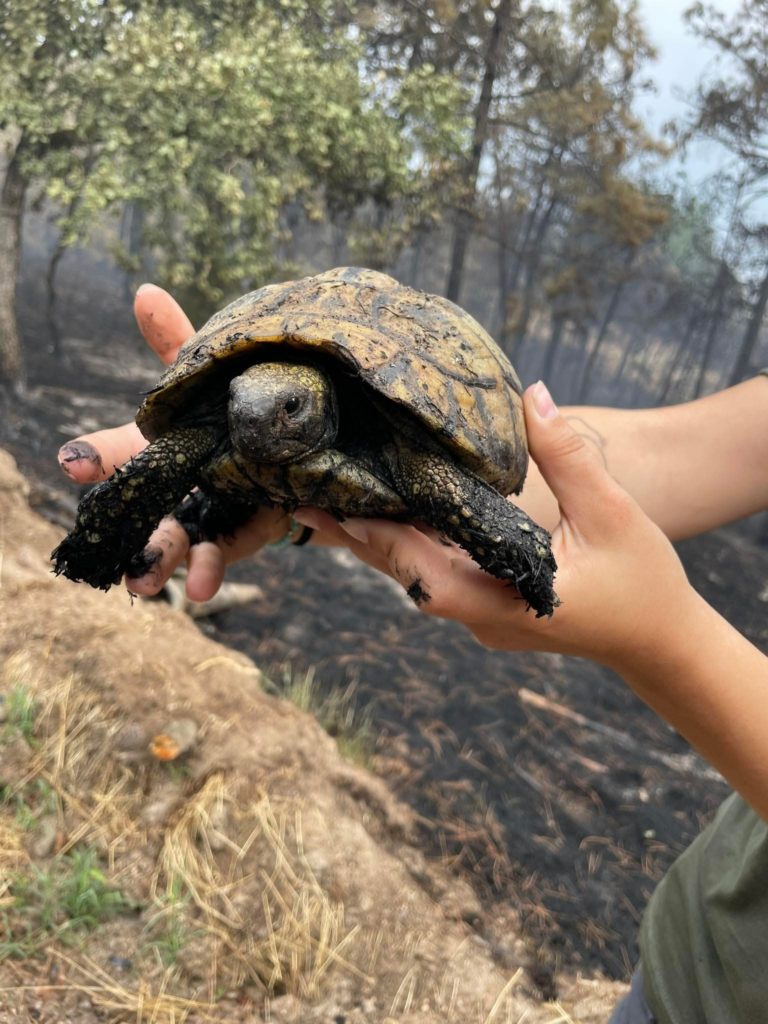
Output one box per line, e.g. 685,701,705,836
284,396,302,416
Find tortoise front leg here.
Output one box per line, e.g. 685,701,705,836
389,445,559,617
51,426,220,589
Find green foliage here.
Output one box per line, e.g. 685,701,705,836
0,0,466,317
663,191,719,285
1,684,37,744
0,778,58,831
686,0,767,176
142,876,193,966
0,847,135,959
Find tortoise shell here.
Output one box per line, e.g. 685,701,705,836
137,267,528,494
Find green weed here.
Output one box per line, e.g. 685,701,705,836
1,779,59,831
0,846,136,959
2,684,37,744
141,876,195,966
266,666,375,767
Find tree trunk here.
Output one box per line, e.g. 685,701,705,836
576,249,635,403
408,228,426,289
659,305,701,403
565,322,592,403
0,128,26,384
445,0,514,303
729,262,768,385
693,259,729,398
46,243,66,358
497,177,547,351
508,194,559,359
541,313,567,387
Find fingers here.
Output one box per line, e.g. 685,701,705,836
524,382,630,530
58,285,194,484
181,507,290,601
184,542,226,602
125,516,192,595
134,283,195,365
295,509,506,624
58,423,149,483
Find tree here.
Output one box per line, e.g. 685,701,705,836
685,0,768,384
482,0,667,391
445,0,516,303
0,0,464,381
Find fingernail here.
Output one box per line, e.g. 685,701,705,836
338,519,369,544
136,282,155,295
292,509,322,530
532,381,558,419
58,440,103,467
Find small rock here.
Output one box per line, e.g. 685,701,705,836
29,815,59,859
106,955,133,973
113,722,150,762
141,784,184,827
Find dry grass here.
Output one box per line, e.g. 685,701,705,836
265,664,375,767
0,650,373,1019
1,651,144,857
150,774,369,999
1,952,215,1023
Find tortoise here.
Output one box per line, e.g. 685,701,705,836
52,267,558,616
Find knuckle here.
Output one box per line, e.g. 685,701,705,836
548,428,588,463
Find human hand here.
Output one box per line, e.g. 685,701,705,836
293,382,701,674
56,284,291,601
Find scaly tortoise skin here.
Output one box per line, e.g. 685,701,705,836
52,267,558,616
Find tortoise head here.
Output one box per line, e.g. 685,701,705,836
228,362,338,463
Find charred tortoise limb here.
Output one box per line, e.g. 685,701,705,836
391,446,559,618
51,426,220,590
169,488,268,547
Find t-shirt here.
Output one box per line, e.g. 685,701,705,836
640,792,768,1023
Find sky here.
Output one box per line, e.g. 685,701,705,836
634,0,740,182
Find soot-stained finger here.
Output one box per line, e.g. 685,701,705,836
134,284,195,364
125,516,191,595
58,423,149,484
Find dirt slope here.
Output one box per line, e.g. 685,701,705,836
0,448,626,1022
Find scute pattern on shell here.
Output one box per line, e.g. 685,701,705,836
138,267,528,493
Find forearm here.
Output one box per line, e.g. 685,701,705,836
518,375,768,539
612,593,768,820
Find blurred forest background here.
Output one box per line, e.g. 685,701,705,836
1,0,766,408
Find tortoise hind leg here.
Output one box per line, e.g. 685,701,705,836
390,445,559,617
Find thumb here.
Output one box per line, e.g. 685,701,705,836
523,381,616,523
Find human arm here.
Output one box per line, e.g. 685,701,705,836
519,375,768,539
